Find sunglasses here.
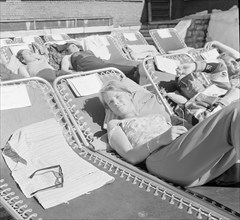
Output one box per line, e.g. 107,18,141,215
29,165,64,196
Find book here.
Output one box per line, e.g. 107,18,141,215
0,84,32,110
200,48,220,60
154,56,180,75
67,73,103,97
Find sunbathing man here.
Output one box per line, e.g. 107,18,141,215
61,43,140,83
178,41,240,88
100,80,240,187
16,49,70,83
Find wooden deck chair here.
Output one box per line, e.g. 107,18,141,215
14,35,45,46
1,77,232,220
0,38,15,47
149,28,190,54
53,68,239,220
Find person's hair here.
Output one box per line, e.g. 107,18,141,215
99,80,132,109
218,52,240,75
64,43,83,55
16,49,26,64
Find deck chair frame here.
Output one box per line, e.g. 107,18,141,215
43,33,73,43
0,38,16,47
113,31,149,47
142,54,211,113
105,34,134,61
143,53,211,92
53,68,237,220
1,76,205,220
14,35,45,46
149,28,187,54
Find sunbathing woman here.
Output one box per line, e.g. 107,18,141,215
16,49,70,83
61,43,140,83
100,80,239,187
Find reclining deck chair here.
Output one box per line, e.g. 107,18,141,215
149,28,212,61
1,77,231,220
0,44,34,78
142,56,240,213
81,34,149,84
112,31,159,61
113,31,148,47
82,34,135,63
149,28,188,55
53,68,239,220
14,35,45,46
43,33,80,45
0,38,16,47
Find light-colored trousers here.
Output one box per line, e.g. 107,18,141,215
146,101,240,187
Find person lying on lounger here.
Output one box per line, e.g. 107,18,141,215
16,49,70,83
61,43,140,83
100,80,240,187
174,69,239,124
172,46,239,124
178,41,240,89
204,40,240,60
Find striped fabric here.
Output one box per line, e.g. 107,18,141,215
2,118,114,209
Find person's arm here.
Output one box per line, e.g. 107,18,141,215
108,120,187,165
61,55,76,74
18,66,30,78
205,41,240,59
218,87,240,106
176,59,223,76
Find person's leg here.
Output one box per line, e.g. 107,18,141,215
102,61,139,84
218,87,240,106
146,102,240,186
37,69,58,83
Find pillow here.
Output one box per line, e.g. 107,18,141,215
82,35,111,60
10,44,31,55
127,44,159,60
6,55,23,75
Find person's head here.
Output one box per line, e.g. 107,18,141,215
99,80,138,118
176,72,206,99
218,52,240,76
16,49,35,65
65,43,80,54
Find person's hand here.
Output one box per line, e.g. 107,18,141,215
176,62,196,76
204,41,221,50
160,126,188,146
170,114,187,126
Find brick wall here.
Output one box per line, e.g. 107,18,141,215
0,0,144,27
184,15,210,48
139,15,210,48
